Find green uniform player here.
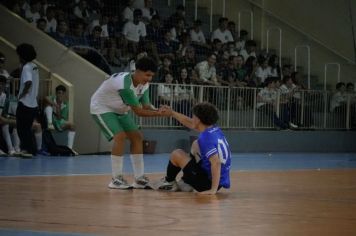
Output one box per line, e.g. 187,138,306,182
90,57,169,189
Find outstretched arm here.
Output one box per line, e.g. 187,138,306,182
171,110,194,129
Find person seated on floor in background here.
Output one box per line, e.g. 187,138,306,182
44,85,76,150
153,102,231,195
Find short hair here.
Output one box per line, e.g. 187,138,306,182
192,102,219,126
135,57,158,73
56,85,66,93
16,43,37,62
346,82,354,89
336,82,345,89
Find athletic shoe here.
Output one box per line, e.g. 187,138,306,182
289,122,298,129
37,149,50,156
177,179,194,192
0,149,7,157
8,149,16,156
132,175,152,189
151,178,179,191
108,176,132,190
19,151,33,158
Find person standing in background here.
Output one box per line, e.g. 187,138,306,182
16,43,39,157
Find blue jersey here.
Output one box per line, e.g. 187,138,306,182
197,126,231,188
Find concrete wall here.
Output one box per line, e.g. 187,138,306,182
0,5,111,154
141,129,356,153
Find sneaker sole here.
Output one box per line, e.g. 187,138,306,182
132,183,152,189
108,184,133,190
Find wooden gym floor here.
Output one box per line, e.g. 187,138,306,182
0,153,356,236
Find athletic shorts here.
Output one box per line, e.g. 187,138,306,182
182,154,212,192
91,112,138,141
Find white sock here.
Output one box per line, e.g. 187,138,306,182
12,128,20,152
34,131,42,151
130,154,144,179
2,125,14,151
44,106,53,124
111,155,124,179
67,131,75,149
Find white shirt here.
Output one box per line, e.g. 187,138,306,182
190,29,206,44
195,61,217,83
330,91,347,112
122,7,134,22
18,62,39,108
44,17,57,33
211,28,234,44
239,49,256,61
25,9,41,26
122,21,147,42
0,92,6,114
90,72,149,114
255,67,269,83
257,87,277,108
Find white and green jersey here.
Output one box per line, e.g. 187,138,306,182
90,72,150,115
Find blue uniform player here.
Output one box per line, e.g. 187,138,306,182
155,102,231,194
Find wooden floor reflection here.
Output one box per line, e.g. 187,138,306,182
1,170,356,236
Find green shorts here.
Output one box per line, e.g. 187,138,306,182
91,112,138,141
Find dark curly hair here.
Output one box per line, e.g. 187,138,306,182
16,43,37,62
192,102,219,126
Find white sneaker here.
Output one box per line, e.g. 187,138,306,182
20,151,33,158
177,179,194,192
289,122,298,129
8,149,16,156
108,176,132,190
149,178,179,191
132,175,151,189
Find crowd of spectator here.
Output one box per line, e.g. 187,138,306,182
2,0,355,131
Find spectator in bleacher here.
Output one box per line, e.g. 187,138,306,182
87,26,104,52
195,53,219,85
71,21,89,46
102,37,121,67
239,39,257,62
176,33,192,58
175,67,195,117
244,56,258,87
291,71,307,90
330,82,347,113
172,46,197,79
211,38,224,62
122,0,135,22
44,6,57,33
255,56,269,87
157,56,173,82
36,18,47,32
15,43,39,157
279,76,300,128
227,21,237,40
170,18,186,43
25,0,41,26
157,29,176,61
122,9,147,56
73,0,91,24
51,20,74,47
167,4,186,29
157,71,177,104
217,56,237,87
257,77,289,129
235,29,248,52
211,17,234,44
107,15,121,38
141,0,158,24
282,64,292,78
190,20,206,45
44,85,76,150
0,53,10,84
89,13,110,38
146,15,162,42
267,55,280,78
227,42,238,57
234,55,248,87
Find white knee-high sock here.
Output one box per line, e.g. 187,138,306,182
67,131,76,149
111,155,124,179
34,131,42,151
12,128,20,152
44,106,53,124
130,154,144,179
2,125,14,151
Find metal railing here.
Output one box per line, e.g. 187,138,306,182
133,83,356,130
